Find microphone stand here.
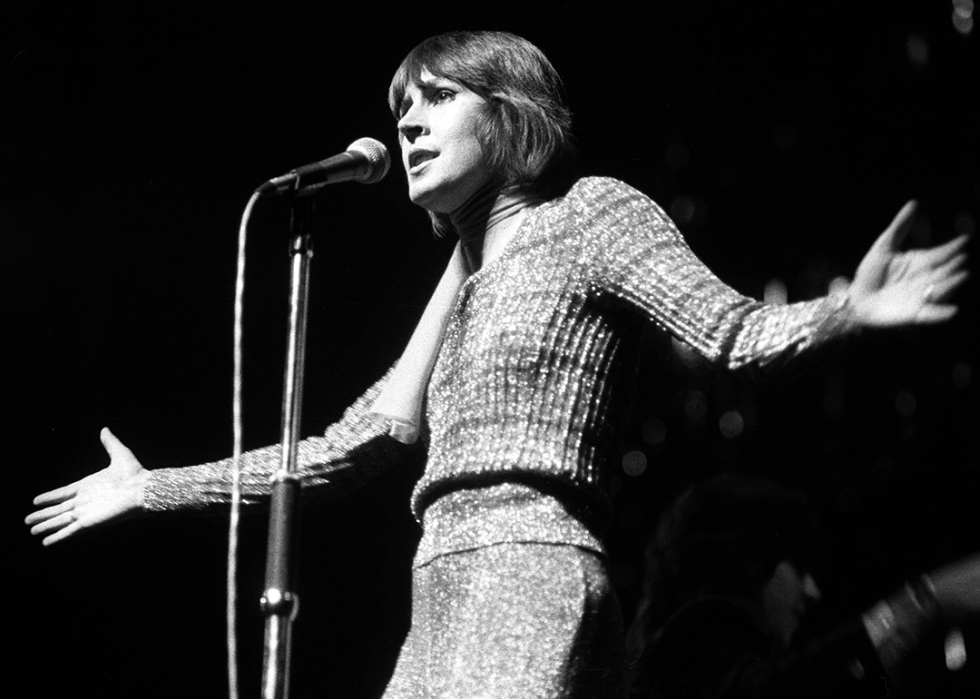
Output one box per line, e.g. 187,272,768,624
260,192,315,699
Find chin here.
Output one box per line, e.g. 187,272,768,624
409,187,455,214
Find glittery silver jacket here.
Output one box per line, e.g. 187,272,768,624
142,177,850,524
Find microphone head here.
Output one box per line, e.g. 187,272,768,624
348,137,391,184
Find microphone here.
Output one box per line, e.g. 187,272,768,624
257,137,391,196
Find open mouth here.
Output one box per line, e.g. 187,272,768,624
409,151,437,169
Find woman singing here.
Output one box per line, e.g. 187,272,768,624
26,31,968,698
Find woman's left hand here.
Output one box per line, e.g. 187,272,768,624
848,200,969,327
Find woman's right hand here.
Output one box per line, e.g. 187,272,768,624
26,427,149,546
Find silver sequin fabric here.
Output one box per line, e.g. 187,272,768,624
413,176,850,520
383,542,624,699
140,176,852,696
143,176,851,521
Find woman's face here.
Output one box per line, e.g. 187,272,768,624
396,69,491,214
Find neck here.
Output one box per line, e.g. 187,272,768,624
450,180,533,273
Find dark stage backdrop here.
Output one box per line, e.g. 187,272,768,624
4,4,977,698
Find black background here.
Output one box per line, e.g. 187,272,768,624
4,3,978,697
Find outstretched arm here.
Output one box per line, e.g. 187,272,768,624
26,366,419,543
25,428,149,546
589,182,969,371
848,200,970,327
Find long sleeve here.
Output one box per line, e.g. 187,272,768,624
582,178,853,371
141,367,425,513
410,177,860,518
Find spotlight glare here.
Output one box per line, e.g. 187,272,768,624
684,391,708,421
953,14,974,34
642,417,667,446
719,410,744,439
764,279,788,305
906,34,930,67
672,337,703,368
894,389,916,418
622,449,648,477
952,362,973,389
670,195,697,224
953,0,974,18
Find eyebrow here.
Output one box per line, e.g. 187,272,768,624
397,76,460,116
415,73,462,91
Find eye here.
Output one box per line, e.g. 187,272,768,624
433,89,455,103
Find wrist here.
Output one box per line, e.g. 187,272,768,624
841,284,868,329
131,468,151,512
825,285,863,337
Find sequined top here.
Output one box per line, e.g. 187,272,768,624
142,177,851,559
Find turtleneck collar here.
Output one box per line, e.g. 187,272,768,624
450,178,535,273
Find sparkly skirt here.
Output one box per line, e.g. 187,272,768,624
381,541,624,699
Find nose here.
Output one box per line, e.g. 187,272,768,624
398,103,425,144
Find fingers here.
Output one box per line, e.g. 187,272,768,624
25,499,73,527
29,509,75,537
872,201,972,264
32,429,118,508
876,200,918,253
100,427,133,460
926,269,970,303
31,483,78,508
892,232,968,300
915,304,960,324
25,501,79,546
915,234,971,269
43,521,81,547
100,427,142,472
914,266,968,323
